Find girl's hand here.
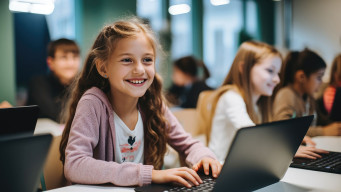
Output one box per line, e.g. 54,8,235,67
192,157,222,178
295,145,329,159
302,136,316,146
152,167,202,188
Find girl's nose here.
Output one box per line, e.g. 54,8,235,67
133,62,145,74
274,74,280,84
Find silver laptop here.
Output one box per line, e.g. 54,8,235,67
135,115,313,192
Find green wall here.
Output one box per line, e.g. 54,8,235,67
0,1,15,105
78,0,137,59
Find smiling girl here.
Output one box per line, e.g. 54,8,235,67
205,42,325,162
59,17,221,188
207,41,282,162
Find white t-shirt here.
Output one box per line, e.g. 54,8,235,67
114,111,144,163
208,89,255,162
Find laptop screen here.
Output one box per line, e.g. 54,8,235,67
0,105,39,135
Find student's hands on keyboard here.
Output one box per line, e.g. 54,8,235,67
295,145,329,159
151,167,202,188
192,157,222,178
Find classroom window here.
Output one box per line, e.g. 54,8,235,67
203,0,257,87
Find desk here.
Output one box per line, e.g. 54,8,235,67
47,137,341,192
34,118,64,136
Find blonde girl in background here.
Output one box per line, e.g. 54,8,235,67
207,41,326,162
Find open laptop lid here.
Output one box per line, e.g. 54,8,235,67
0,105,39,135
213,115,314,191
0,133,52,192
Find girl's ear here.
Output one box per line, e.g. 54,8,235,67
295,70,306,83
46,57,54,71
95,60,107,78
238,61,245,74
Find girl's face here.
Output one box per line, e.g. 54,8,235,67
105,33,155,99
172,66,192,86
250,55,282,98
303,68,325,95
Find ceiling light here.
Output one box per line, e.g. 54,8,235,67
168,4,191,15
9,0,55,15
210,0,230,6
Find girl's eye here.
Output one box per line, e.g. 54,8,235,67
143,57,153,63
121,58,132,63
266,69,274,73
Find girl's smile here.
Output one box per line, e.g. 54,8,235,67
125,78,148,87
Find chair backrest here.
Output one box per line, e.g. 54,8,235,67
172,108,202,137
172,108,205,166
196,85,235,144
42,135,67,190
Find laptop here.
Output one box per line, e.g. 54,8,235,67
0,105,39,135
0,133,52,192
135,115,313,192
290,151,341,174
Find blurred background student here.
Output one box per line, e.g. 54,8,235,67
0,101,12,108
316,54,341,124
166,56,212,108
26,38,80,123
205,41,326,162
273,49,341,136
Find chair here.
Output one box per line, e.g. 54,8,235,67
41,135,67,190
172,108,202,137
196,90,215,145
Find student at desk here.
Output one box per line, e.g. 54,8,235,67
273,49,341,136
59,17,221,188
166,56,212,108
317,54,341,123
206,41,327,162
26,38,80,123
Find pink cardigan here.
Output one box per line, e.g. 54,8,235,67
64,87,216,186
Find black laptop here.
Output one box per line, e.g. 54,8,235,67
135,115,313,192
290,87,341,174
0,105,39,135
0,133,52,192
290,151,341,174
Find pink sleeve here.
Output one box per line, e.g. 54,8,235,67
164,107,217,167
64,97,153,186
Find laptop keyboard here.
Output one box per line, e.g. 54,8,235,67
290,151,341,174
166,174,216,192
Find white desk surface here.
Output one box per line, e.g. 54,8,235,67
47,136,341,192
34,118,64,136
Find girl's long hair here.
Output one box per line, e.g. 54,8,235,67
329,54,341,87
59,17,168,169
222,41,281,124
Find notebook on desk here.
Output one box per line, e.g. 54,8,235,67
0,105,39,135
0,133,52,192
135,115,313,192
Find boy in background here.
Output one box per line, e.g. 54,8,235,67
26,38,80,123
